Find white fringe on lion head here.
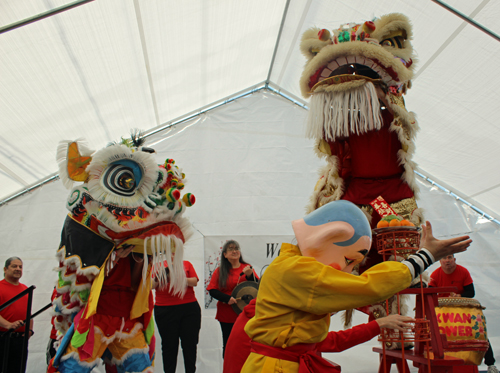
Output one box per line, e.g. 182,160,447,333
306,82,382,141
145,234,187,298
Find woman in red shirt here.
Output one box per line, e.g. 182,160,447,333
206,240,259,358
154,258,201,373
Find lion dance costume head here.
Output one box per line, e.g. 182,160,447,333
300,13,422,227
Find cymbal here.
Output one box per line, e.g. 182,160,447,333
231,281,259,314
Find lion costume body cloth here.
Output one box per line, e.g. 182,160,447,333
300,13,422,227
47,136,195,373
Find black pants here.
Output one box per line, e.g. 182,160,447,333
155,301,201,373
219,321,234,359
0,332,28,373
485,339,496,366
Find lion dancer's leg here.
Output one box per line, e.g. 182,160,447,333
47,316,153,373
48,255,155,373
102,318,154,373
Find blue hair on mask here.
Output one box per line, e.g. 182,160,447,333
303,200,371,247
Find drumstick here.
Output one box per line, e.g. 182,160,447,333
234,295,253,302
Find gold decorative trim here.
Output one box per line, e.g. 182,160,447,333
389,93,406,110
438,297,485,309
390,197,418,220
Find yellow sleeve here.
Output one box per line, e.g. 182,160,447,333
309,261,412,314
270,257,412,315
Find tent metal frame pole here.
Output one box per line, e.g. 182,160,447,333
0,0,94,35
141,83,307,140
0,175,58,207
431,0,500,42
265,0,291,89
143,84,267,139
415,171,500,225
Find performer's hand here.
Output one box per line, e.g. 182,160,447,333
449,292,461,298
152,277,159,290
420,221,472,261
376,314,414,332
242,265,253,277
9,320,24,331
228,297,237,305
116,245,134,259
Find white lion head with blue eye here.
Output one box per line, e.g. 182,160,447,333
56,132,195,295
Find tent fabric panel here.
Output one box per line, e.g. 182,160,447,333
0,0,156,197
139,0,287,125
1,0,500,219
410,20,500,217
146,92,321,236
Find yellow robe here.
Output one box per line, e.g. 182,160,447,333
241,243,413,373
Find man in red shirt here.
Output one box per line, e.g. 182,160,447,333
0,256,33,373
429,254,474,297
430,255,497,373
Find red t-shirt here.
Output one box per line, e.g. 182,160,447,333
0,279,29,332
207,263,258,323
429,264,473,297
155,261,199,306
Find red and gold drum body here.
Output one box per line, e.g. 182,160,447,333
435,297,489,365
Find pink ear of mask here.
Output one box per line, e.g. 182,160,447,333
292,219,355,255
292,219,371,270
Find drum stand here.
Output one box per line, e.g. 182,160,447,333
372,228,474,373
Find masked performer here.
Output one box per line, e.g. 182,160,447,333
241,200,472,373
47,132,195,373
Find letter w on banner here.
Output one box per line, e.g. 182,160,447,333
204,235,293,309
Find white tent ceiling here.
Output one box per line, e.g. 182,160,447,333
1,0,500,220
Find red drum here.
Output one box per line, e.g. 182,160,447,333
434,297,489,365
